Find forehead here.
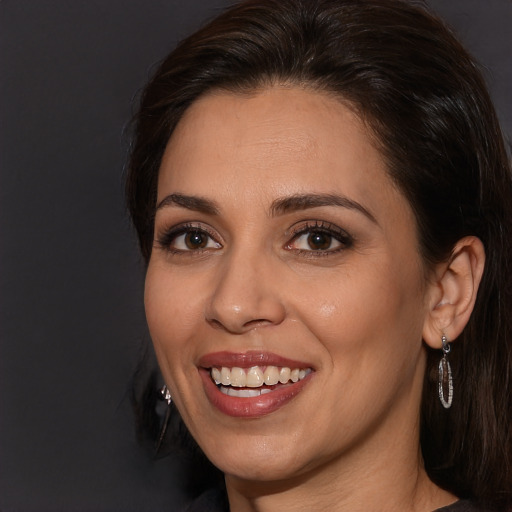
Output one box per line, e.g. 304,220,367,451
157,86,406,222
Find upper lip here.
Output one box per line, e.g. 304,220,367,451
198,350,313,369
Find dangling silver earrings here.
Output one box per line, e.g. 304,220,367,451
438,335,453,409
160,384,172,405
156,385,172,454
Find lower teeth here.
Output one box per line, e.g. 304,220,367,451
219,386,274,397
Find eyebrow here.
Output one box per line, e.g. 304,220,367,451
155,193,220,215
155,192,377,224
270,193,377,224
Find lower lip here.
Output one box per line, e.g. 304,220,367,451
199,369,313,418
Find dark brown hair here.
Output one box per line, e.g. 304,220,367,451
127,0,512,505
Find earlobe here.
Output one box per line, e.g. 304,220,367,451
423,236,485,349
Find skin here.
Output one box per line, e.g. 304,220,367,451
145,87,464,511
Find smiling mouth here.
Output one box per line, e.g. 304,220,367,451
210,365,313,398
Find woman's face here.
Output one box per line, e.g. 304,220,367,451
145,87,434,482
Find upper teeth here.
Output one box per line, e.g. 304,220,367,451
210,366,311,387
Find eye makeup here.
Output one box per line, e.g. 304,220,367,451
155,222,222,255
154,217,354,260
285,220,354,258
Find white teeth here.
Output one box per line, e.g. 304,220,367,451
211,365,312,390
246,366,264,387
230,367,246,387
263,366,280,385
279,367,291,384
220,386,273,397
220,367,231,386
236,388,260,398
211,367,221,385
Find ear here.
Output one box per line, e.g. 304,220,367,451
423,236,485,349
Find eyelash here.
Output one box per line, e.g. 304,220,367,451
155,223,221,255
286,220,354,257
155,220,353,257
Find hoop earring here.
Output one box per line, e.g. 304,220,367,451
438,335,453,409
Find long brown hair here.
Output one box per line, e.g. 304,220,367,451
127,0,512,505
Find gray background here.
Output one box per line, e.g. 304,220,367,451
0,1,510,511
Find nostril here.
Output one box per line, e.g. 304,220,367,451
243,319,273,329
205,281,286,333
208,319,226,331
207,317,274,334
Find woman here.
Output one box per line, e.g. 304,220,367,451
127,0,512,510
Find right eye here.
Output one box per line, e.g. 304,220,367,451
156,224,222,253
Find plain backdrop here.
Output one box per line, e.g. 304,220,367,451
0,1,510,511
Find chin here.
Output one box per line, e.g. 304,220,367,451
199,432,316,483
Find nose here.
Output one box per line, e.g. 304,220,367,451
205,250,286,334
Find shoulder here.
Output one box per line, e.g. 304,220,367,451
435,500,510,512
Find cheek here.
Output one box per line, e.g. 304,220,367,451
294,256,426,366
144,266,211,418
144,265,203,360
292,264,426,436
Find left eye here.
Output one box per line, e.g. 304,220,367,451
291,230,342,251
172,230,221,251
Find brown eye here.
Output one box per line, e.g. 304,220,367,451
185,231,208,249
286,222,352,255
159,226,222,253
307,232,332,250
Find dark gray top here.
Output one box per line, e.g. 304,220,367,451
185,488,502,512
